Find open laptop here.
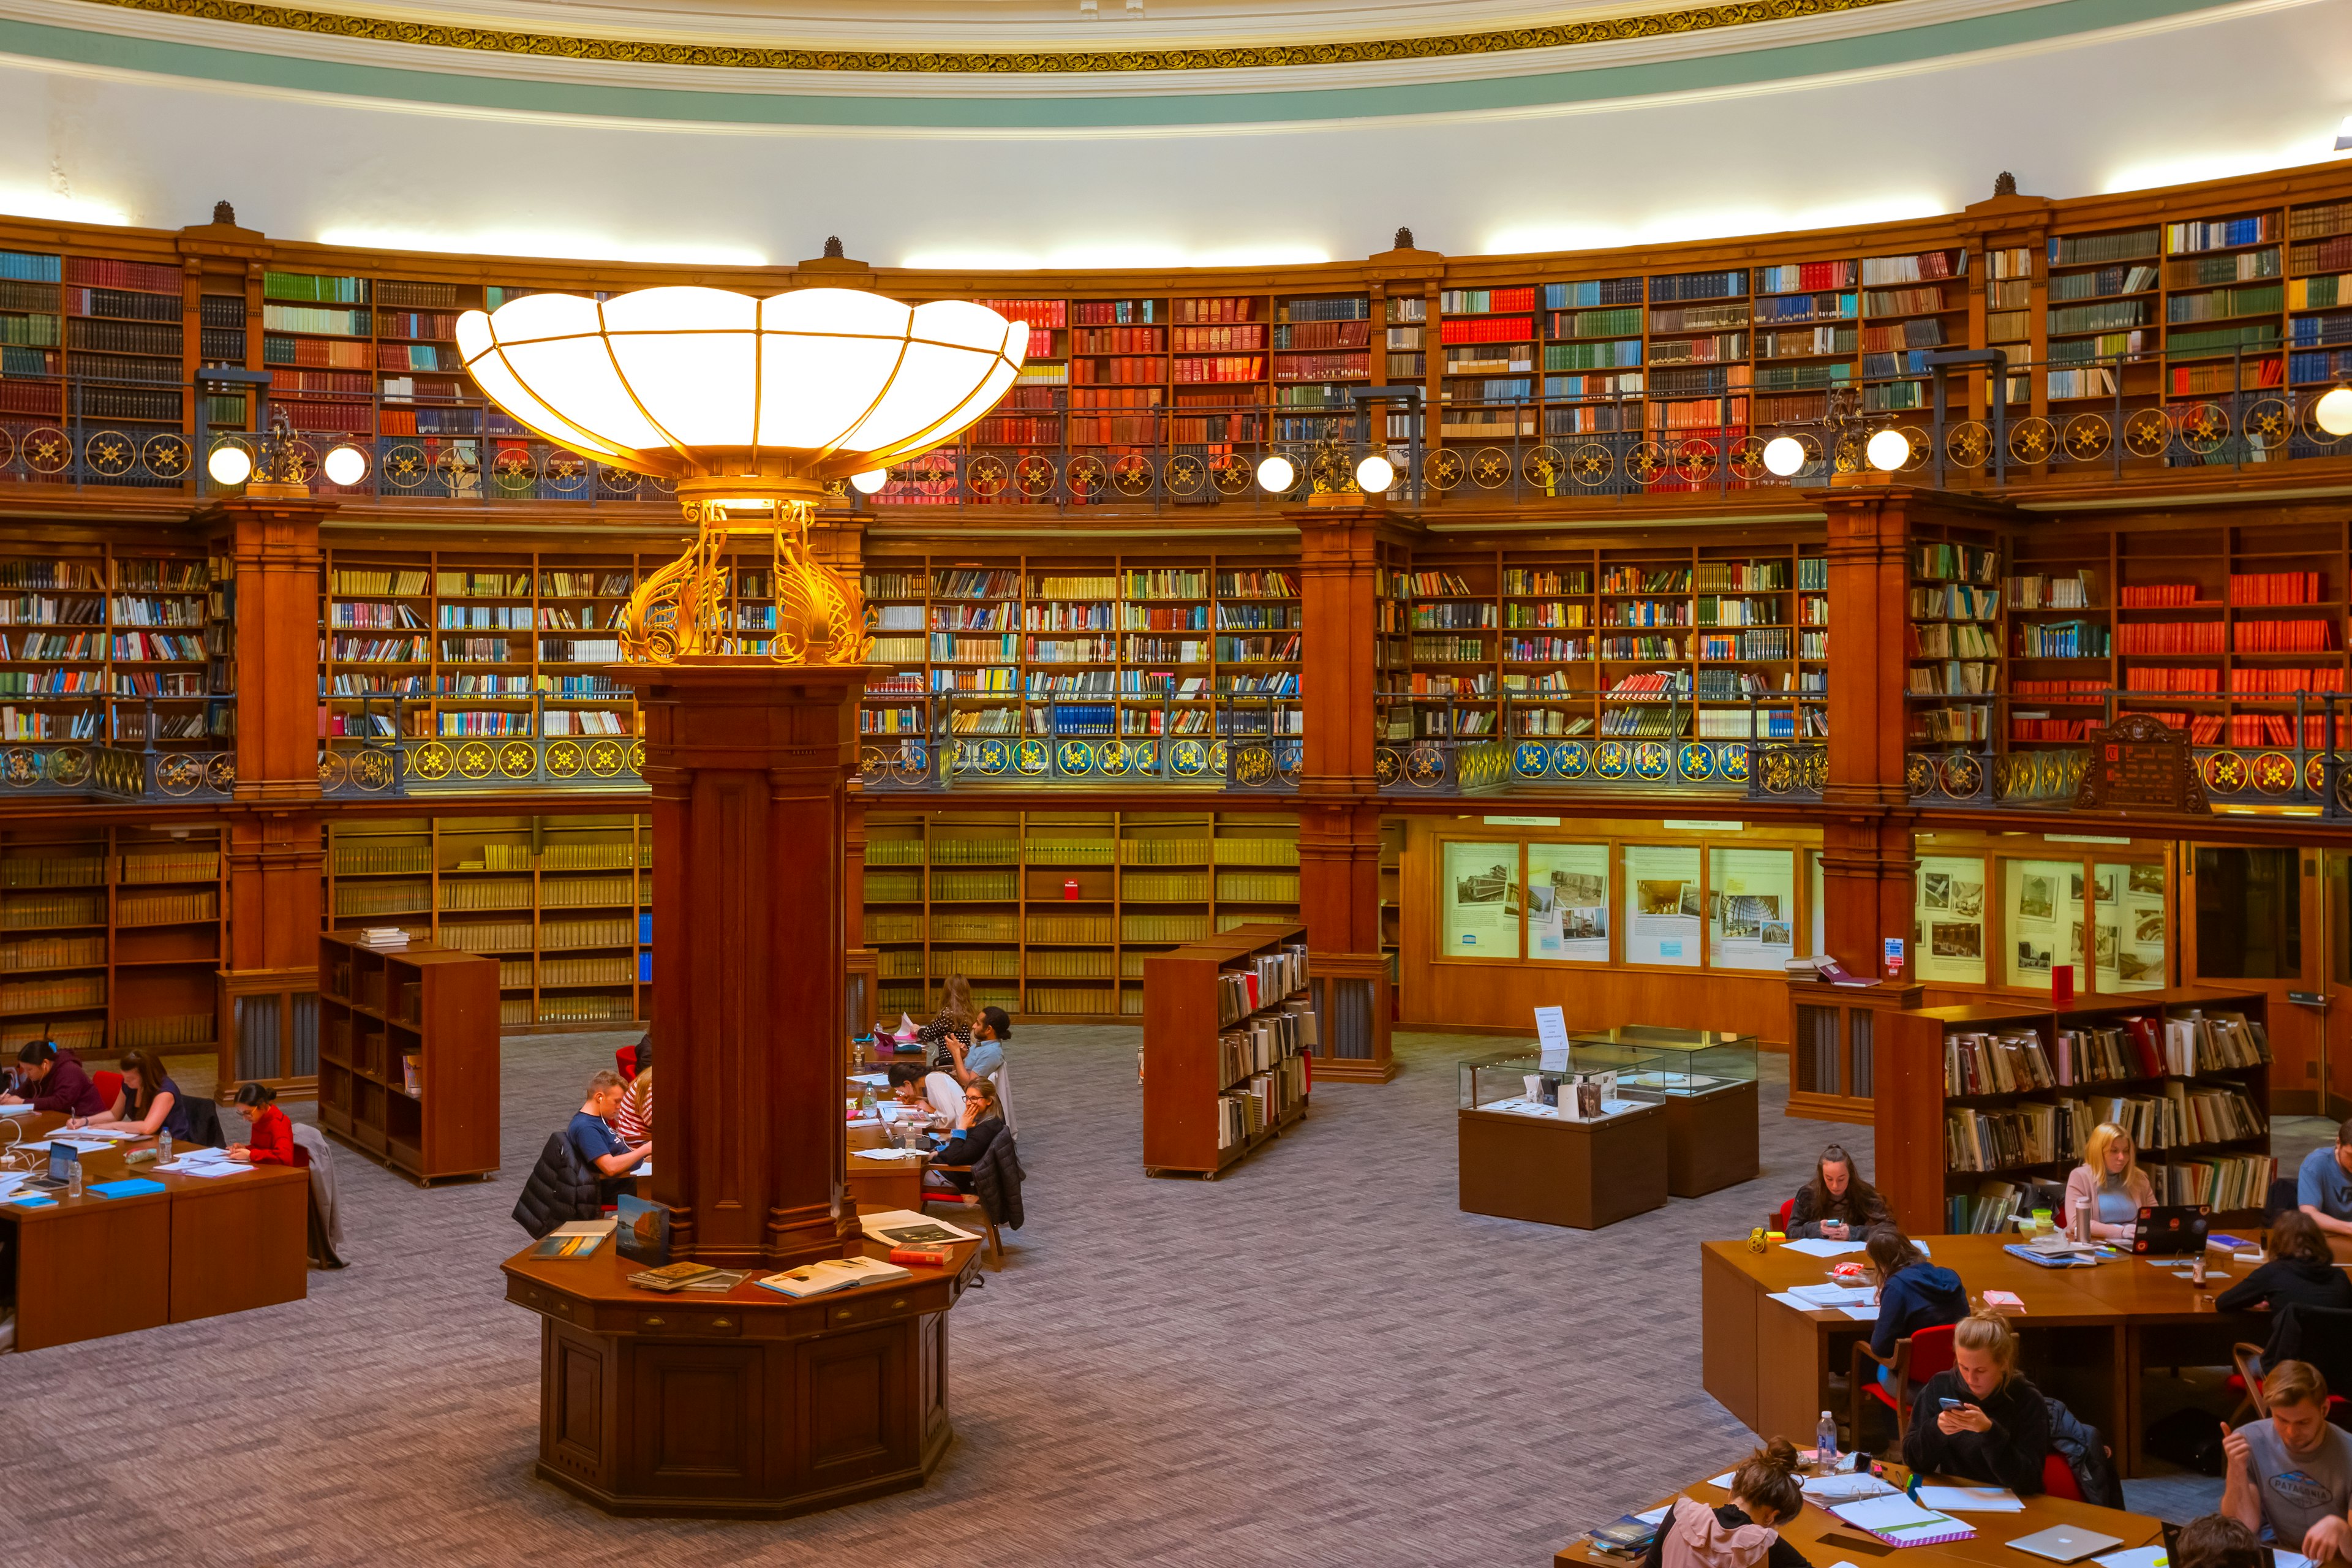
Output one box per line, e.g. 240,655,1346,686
2131,1204,2212,1257
26,1141,78,1191
2008,1524,2125,1563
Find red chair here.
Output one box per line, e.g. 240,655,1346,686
2041,1452,2083,1502
93,1068,123,1114
1775,1198,1795,1233
1850,1323,1958,1453
615,1045,638,1082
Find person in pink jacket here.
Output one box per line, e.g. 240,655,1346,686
2064,1121,2157,1242
1639,1439,1811,1568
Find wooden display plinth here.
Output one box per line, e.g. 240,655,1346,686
1457,1101,1668,1229
1662,1079,1760,1198
503,1238,981,1518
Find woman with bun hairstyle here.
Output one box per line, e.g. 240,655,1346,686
1901,1306,2056,1493
1640,1439,1812,1568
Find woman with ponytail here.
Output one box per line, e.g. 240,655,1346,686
1901,1305,2056,1493
1640,1439,1813,1568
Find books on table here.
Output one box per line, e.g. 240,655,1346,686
858,1208,979,1247
530,1231,608,1259
755,1257,912,1298
1828,1494,1975,1547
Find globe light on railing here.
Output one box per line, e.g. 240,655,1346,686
1762,435,1806,478
1864,427,1912,472
322,443,370,487
850,469,889,494
1354,453,1396,494
1256,454,1297,492
2316,386,2352,437
206,444,252,486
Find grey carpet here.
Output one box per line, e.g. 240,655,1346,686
0,1027,2237,1566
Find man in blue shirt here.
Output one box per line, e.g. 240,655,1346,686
2298,1120,2352,1241
570,1069,650,1205
948,1006,1011,1086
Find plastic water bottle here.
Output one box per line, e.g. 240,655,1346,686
66,1159,83,1200
1816,1411,1839,1470
158,1129,173,1165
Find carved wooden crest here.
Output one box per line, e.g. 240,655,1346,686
2071,712,2209,815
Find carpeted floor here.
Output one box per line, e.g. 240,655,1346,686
0,1026,2252,1567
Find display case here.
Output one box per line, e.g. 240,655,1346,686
1568,1025,1761,1198
1455,1047,1668,1229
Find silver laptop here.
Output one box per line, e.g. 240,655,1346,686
2008,1525,2125,1563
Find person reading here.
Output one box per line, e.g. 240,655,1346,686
1785,1144,1889,1240
2215,1210,2352,1320
2222,1360,2352,1562
2297,1119,2352,1237
66,1049,190,1144
1636,1439,1811,1568
2064,1121,2157,1243
0,1039,103,1117
225,1084,296,1166
1901,1306,2056,1494
1861,1225,1968,1395
883,1063,957,1137
568,1069,651,1205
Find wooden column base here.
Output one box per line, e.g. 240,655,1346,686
505,1241,979,1518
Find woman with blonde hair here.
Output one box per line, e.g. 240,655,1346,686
918,974,978,1069
2064,1121,2156,1242
1901,1305,2056,1493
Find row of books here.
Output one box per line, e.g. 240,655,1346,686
117,889,218,925
1215,1003,1313,1089
1215,1056,1307,1150
1946,1154,2271,1232
0,974,106,1013
1945,1011,2269,1096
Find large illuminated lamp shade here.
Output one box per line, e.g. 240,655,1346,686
457,286,1025,665
2315,386,2352,438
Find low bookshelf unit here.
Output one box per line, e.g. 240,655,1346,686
318,932,501,1185
1878,987,2274,1235
1142,922,1312,1178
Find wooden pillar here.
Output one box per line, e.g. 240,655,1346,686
1293,502,1386,957
1820,488,1920,981
207,494,331,1093
619,660,865,1270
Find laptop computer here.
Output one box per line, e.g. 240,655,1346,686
26,1141,77,1191
2131,1204,2212,1256
2008,1525,2125,1563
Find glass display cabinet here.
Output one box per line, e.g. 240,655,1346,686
1567,1025,1760,1197
1455,1047,1667,1230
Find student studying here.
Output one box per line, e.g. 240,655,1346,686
1899,1306,2056,1495
2297,1120,2352,1237
1861,1226,1968,1395
2064,1122,2158,1243
67,1049,192,1144
1,1039,104,1118
1635,1440,1811,1568
1784,1144,1890,1241
226,1083,297,1166
568,1070,651,1205
2220,1360,2352,1562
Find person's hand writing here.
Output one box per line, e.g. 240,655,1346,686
1937,1404,1992,1436
0,1092,20,1106
225,1144,251,1161
2220,1421,2252,1474
2300,1515,2350,1565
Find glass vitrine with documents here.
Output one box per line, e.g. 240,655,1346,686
1457,1048,1653,1120
1455,1048,1670,1229
1566,1025,1757,1100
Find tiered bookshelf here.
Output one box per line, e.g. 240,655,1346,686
1068,295,1164,469
1905,531,2002,747
1645,267,1749,476
1140,922,1310,1178
0,824,224,1061
862,810,1302,1023
0,249,62,425
64,255,185,457
2005,538,2108,747
323,815,650,1030
1859,247,1969,415
1879,987,2274,1235
1751,257,1858,429
1542,276,1645,442
0,544,216,747
2162,206,2285,453
318,931,499,1182
2287,198,2352,408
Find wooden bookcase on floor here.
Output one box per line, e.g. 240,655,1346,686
1142,922,1310,1178
1877,986,2273,1235
317,932,500,1184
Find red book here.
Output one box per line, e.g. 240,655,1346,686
889,1245,952,1268
2125,1016,2163,1079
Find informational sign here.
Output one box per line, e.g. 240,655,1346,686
1533,1005,1569,1070
1883,937,1905,973
2073,712,2210,815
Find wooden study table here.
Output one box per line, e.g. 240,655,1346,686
1703,1232,2272,1477
502,1231,982,1518
0,1112,308,1351
1556,1460,2161,1568
846,1121,929,1214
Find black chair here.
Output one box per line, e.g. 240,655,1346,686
182,1096,224,1148
2269,1303,2352,1427
2264,1177,2301,1221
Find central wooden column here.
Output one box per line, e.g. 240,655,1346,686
1822,486,1920,976
1292,502,1387,956
621,658,868,1269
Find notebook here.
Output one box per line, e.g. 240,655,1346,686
1828,1495,1975,1548
755,1256,911,1298
2010,1525,2125,1563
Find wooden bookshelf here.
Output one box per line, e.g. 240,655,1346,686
325,813,650,1031
317,931,499,1183
1141,922,1310,1178
1877,986,2274,1236
0,542,219,750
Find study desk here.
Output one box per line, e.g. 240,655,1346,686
1702,1234,2268,1477
1555,1459,2161,1568
502,1231,982,1518
0,1114,309,1351
846,1123,929,1215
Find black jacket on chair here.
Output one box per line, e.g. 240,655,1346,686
181,1096,224,1149
967,1132,1025,1232
512,1131,603,1239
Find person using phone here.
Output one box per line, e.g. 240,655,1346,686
1785,1144,1891,1241
1901,1306,2057,1494
2221,1360,2352,1562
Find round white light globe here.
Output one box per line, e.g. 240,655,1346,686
207,445,252,486
850,469,889,494
322,444,369,486
1865,428,1912,472
1762,435,1806,477
2315,386,2352,438
1256,454,1297,492
1354,454,1396,494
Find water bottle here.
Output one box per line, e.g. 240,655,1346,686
1816,1411,1839,1470
158,1129,173,1164
66,1159,83,1200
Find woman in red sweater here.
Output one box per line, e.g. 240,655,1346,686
227,1082,297,1166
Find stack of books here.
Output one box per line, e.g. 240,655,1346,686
355,926,408,950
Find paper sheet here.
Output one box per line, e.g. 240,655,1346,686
1834,1496,1946,1530
851,1148,921,1162
1768,1291,1821,1313
1706,1472,1736,1489
1779,1238,1866,1257
1633,1506,1670,1526
1917,1485,2022,1512
1788,1283,1876,1306
181,1163,254,1178
2092,1549,2167,1568
1838,1305,1880,1321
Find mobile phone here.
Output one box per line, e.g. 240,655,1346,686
1939,1398,1963,1410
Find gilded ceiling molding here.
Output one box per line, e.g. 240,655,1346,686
72,0,1912,72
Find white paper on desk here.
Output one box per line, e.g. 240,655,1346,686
0,1171,28,1194
0,1102,32,1115
849,1072,891,1087
58,1126,135,1140
181,1163,253,1178
1802,1473,1897,1502
1838,1304,1880,1321
1831,1495,1947,1531
1768,1291,1824,1313
2274,1553,2314,1568
1705,1472,1737,1490
851,1148,919,1161
1917,1485,2022,1513
1789,1283,1876,1306
1780,1238,1866,1257
1633,1506,1671,1526
2092,1548,2167,1568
